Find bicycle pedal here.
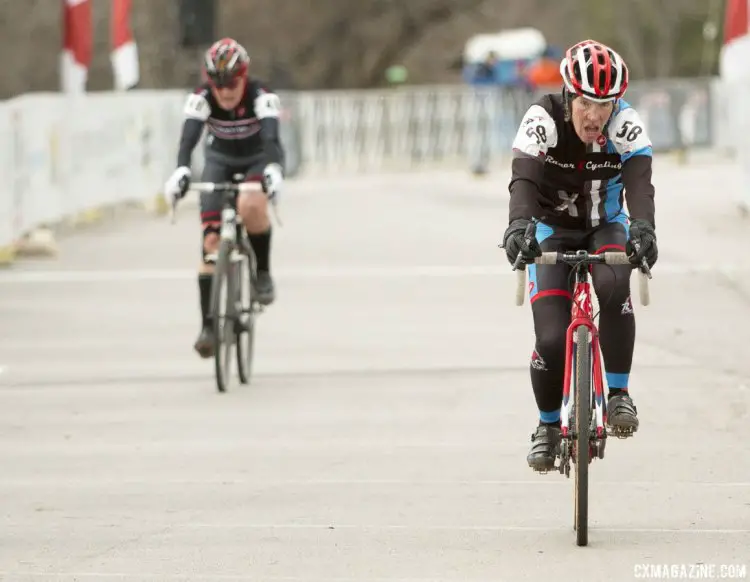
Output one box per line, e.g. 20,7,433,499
607,426,636,439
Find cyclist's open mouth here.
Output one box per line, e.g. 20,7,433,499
583,125,600,140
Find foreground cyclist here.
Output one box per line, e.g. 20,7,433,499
163,38,285,358
501,40,658,472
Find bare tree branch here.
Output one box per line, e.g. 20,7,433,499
362,0,487,87
0,0,724,97
610,1,649,78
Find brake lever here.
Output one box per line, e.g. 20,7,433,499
270,197,283,227
636,248,652,279
628,229,652,279
168,195,178,225
512,221,538,272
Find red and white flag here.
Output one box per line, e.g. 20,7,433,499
61,0,92,92
111,0,140,90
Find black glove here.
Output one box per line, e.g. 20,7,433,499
627,219,658,269
177,173,191,198
502,219,542,267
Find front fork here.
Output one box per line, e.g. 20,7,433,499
558,318,608,477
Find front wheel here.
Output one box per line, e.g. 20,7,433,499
210,239,236,393
236,255,256,384
573,324,592,547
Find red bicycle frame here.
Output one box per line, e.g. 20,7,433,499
560,273,606,440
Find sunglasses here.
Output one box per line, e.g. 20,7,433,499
209,75,241,90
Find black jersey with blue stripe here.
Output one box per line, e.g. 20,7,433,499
508,93,655,230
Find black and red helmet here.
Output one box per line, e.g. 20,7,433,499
203,38,250,88
559,40,628,102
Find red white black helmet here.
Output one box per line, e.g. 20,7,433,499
203,38,250,88
559,40,628,102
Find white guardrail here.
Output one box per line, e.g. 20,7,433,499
0,90,185,262
0,78,744,265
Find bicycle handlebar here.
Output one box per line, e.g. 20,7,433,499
168,180,282,226
514,250,651,307
187,181,264,194
508,219,651,307
532,250,633,266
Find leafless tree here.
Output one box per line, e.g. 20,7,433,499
606,0,715,79
0,0,722,98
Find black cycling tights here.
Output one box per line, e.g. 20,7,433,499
530,268,636,417
527,223,636,421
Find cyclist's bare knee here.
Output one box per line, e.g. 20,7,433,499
204,232,219,254
238,191,270,233
199,231,219,274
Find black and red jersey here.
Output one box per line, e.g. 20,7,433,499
176,78,283,168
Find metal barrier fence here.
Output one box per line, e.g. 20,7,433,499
0,76,743,264
282,77,723,175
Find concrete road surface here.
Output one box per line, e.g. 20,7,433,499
0,156,749,581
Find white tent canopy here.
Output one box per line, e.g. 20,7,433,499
463,27,547,64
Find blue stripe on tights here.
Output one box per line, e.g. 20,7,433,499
606,372,630,389
539,409,561,423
